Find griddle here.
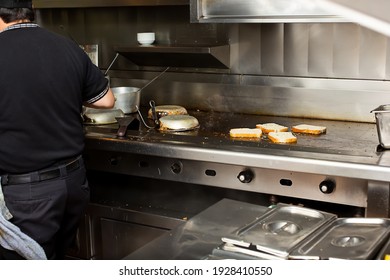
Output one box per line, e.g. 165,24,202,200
86,108,379,158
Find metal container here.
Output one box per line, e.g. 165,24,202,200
112,87,140,114
290,218,390,260
222,204,336,258
371,105,390,148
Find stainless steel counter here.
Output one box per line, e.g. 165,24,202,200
123,198,269,259
84,109,390,217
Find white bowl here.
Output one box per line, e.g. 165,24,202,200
137,32,155,45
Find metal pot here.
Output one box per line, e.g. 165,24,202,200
111,67,170,115
112,87,140,114
371,104,390,149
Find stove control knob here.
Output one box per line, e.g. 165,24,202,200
237,170,254,183
109,157,120,166
171,162,182,174
319,180,335,194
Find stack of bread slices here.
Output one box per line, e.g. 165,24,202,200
229,122,326,144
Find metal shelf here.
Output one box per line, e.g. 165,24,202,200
34,0,189,8
114,44,230,69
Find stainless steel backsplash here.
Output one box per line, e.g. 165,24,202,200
35,6,390,122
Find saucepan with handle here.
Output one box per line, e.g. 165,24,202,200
112,67,170,114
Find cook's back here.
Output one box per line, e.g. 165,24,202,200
0,26,108,173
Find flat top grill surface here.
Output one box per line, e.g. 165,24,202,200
193,110,377,156
86,108,380,158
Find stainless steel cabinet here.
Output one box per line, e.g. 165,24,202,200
99,218,168,259
67,204,185,259
88,204,184,260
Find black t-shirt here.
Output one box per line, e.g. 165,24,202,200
0,24,109,174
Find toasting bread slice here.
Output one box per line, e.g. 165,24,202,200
229,128,262,138
292,124,326,135
256,123,288,134
268,132,297,144
147,105,188,119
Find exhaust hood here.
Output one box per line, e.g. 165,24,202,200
190,0,347,23
314,0,390,37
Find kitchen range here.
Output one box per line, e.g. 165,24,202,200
82,103,390,260
34,0,390,260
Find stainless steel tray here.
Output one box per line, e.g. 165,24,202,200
290,218,390,260
222,204,336,258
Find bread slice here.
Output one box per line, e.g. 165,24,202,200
292,124,326,135
268,132,297,144
230,128,262,138
147,105,188,119
256,123,288,134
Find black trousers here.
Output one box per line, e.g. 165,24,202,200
0,157,90,260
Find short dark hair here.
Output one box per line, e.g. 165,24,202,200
0,7,34,23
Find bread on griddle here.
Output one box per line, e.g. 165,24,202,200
268,132,297,144
256,123,288,134
292,124,326,135
229,128,262,138
147,105,188,119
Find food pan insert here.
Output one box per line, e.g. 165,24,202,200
222,204,336,258
290,218,390,260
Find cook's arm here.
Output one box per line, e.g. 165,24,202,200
87,88,115,109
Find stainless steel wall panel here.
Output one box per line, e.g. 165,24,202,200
109,71,389,122
331,23,359,78
284,24,309,76
109,66,390,122
307,24,334,77
261,24,284,75
237,24,261,74
35,6,390,122
358,29,388,79
227,24,239,72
